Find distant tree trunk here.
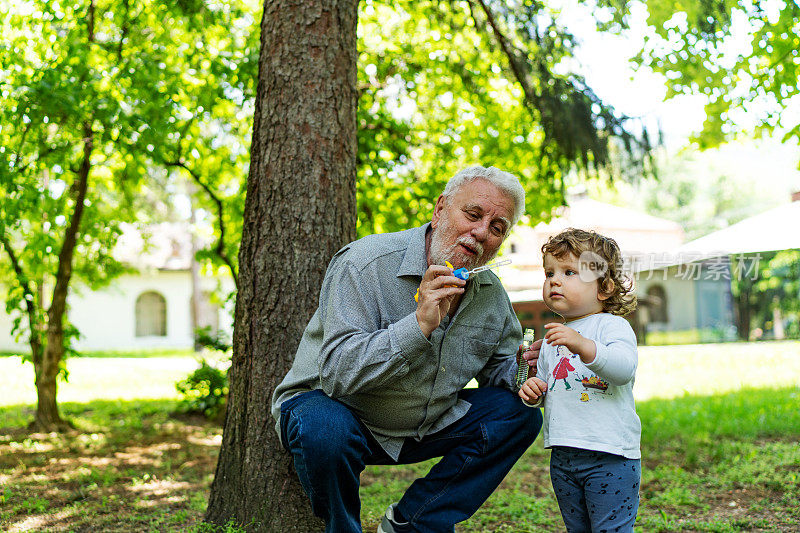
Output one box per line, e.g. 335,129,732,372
205,1,358,530
189,183,203,352
0,235,44,397
32,122,93,431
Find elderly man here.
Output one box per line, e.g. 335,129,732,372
272,165,543,533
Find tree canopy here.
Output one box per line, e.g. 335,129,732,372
604,0,800,150
0,0,256,427
356,0,655,237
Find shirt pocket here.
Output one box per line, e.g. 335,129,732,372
458,334,500,384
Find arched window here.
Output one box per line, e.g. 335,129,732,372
646,285,668,323
136,291,167,337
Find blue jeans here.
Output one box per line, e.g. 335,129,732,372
549,446,640,533
280,387,542,533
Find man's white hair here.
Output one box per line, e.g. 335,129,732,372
442,165,526,228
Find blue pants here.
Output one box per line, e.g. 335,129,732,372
549,446,640,533
279,387,542,533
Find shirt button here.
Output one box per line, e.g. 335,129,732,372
441,366,446,372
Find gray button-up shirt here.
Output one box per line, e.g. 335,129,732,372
271,223,522,460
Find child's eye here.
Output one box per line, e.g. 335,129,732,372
545,271,554,278
565,269,576,276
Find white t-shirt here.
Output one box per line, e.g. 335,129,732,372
534,313,641,459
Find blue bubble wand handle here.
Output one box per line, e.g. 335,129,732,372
414,259,512,301
452,258,512,280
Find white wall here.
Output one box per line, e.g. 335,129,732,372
0,271,234,352
636,273,698,331
636,266,734,332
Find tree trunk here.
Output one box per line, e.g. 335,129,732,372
31,122,93,432
205,1,358,530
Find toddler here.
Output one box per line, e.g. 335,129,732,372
519,228,640,532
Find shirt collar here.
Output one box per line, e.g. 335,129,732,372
397,223,431,278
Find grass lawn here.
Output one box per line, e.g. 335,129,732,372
1,342,799,532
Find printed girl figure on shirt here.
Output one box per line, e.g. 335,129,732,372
551,347,575,391
518,228,641,533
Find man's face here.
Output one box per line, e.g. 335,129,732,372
428,178,515,269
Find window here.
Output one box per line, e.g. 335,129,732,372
646,285,668,323
136,291,167,337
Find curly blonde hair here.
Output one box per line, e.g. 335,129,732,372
541,228,637,316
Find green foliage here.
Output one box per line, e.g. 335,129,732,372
0,0,254,418
176,360,229,419
732,249,800,339
355,0,654,237
605,0,800,150
195,326,232,353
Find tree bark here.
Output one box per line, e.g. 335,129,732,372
205,0,358,530
0,235,45,390
32,121,93,431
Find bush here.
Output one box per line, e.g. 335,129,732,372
176,361,229,420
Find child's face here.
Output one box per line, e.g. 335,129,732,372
542,252,609,319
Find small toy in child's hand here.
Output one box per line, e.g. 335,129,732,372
414,259,512,301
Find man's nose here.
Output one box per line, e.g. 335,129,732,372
470,221,490,241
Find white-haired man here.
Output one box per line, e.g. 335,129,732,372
272,165,543,533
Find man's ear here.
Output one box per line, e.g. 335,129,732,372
597,278,613,301
431,194,446,229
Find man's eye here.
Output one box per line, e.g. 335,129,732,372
466,212,479,220
491,225,503,235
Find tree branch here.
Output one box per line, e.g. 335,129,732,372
165,159,239,288
470,0,541,111
0,233,43,366
47,122,93,345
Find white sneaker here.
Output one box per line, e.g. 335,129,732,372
377,503,410,533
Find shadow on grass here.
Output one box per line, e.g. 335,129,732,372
364,386,800,532
0,398,221,532
1,387,798,532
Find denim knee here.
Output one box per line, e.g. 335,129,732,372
517,406,543,445
281,390,369,467
490,388,542,437
461,387,542,450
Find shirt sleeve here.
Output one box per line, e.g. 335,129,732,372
584,316,638,386
474,303,522,391
318,258,431,398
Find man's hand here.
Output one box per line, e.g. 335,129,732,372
518,338,542,374
544,323,596,363
415,265,466,338
518,376,547,404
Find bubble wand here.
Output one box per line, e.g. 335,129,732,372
414,259,512,301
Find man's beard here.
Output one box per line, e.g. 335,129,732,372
429,214,494,269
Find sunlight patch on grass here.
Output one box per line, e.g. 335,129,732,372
1,356,201,406
635,340,800,400
8,508,74,533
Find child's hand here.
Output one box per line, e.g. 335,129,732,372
518,376,547,405
544,323,596,363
